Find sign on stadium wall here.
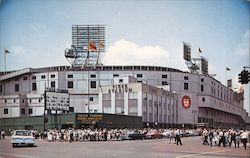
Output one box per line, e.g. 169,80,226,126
45,88,70,111
181,95,191,109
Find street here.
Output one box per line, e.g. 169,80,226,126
0,137,249,158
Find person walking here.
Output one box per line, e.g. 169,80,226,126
175,129,182,145
169,129,174,144
202,129,209,145
235,130,241,148
229,129,236,148
240,130,249,150
208,129,214,146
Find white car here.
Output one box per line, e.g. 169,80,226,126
11,130,35,147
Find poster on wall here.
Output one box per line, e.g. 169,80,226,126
182,95,191,109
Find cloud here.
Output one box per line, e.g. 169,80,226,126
234,29,250,56
10,46,26,55
102,39,170,67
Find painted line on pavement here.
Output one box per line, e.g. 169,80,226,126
175,149,232,158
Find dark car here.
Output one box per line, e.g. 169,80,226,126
128,131,145,140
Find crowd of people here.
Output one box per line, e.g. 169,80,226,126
201,129,250,150
1,127,250,150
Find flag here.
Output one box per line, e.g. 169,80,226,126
4,49,10,54
226,67,231,71
88,40,97,51
198,48,202,53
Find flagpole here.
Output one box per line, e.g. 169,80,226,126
4,50,6,75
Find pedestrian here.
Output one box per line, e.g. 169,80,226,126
240,130,249,150
1,130,5,140
208,130,214,146
218,130,226,147
229,129,236,148
202,129,209,145
235,130,241,148
175,129,182,145
169,128,174,144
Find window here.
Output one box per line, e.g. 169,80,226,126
15,78,19,81
119,79,123,83
184,76,189,80
68,81,73,88
23,77,28,80
113,74,119,77
28,108,33,115
32,76,36,80
21,108,25,115
201,78,204,82
50,74,55,78
41,75,46,79
4,108,8,114
201,85,204,92
89,97,94,101
162,81,168,85
13,99,15,103
15,84,19,92
137,74,143,78
32,83,37,91
202,98,205,102
67,74,73,78
184,83,189,90
0,85,2,93
90,81,96,88
51,81,55,88
162,75,168,78
90,74,96,78
22,99,25,103
5,99,7,103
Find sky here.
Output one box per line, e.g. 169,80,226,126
0,0,249,112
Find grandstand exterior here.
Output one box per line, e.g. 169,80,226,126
0,65,248,128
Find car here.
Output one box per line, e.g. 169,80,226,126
11,130,35,147
145,130,163,139
128,131,145,140
162,130,171,138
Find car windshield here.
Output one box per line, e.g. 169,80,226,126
15,131,32,136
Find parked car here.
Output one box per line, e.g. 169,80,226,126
128,131,145,140
145,130,163,139
162,130,171,138
11,130,35,147
121,130,133,140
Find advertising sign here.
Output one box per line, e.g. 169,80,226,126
182,95,191,109
46,88,70,111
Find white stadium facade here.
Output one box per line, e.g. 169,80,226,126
1,65,249,129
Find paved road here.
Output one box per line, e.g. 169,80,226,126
0,137,249,158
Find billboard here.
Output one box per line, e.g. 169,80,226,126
183,42,191,61
46,88,70,111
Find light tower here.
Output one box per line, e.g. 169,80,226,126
65,25,105,69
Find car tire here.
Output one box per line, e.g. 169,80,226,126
12,144,16,148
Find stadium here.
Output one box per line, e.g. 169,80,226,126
0,25,249,130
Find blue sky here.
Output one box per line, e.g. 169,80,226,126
0,0,249,112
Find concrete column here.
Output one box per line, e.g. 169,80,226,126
111,92,115,114
124,92,128,115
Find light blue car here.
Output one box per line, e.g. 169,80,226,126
11,130,35,147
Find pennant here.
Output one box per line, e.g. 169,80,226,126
4,49,10,54
89,40,97,51
198,48,202,53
